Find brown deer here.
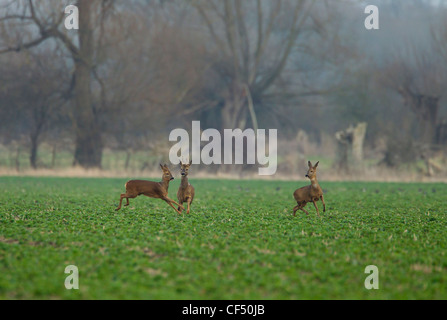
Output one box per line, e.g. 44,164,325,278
293,161,326,217
115,164,184,214
177,160,195,214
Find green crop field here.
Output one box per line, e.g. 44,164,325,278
0,176,446,299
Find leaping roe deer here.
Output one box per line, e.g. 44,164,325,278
115,164,184,214
177,160,195,214
293,161,326,217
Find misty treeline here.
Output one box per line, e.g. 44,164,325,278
0,0,446,175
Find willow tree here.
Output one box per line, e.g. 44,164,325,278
191,0,318,131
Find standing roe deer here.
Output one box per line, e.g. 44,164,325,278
177,160,195,214
293,161,326,217
115,164,184,214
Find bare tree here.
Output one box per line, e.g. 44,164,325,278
0,0,115,168
381,46,444,145
0,49,69,169
190,0,320,131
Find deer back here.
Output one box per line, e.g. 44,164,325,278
126,180,167,198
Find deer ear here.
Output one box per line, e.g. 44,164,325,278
308,161,312,168
159,163,163,169
314,161,319,168
189,159,192,165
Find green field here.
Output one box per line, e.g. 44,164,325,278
0,176,446,299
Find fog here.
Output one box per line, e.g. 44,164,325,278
0,0,446,180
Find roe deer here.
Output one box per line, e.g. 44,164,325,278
293,161,326,217
177,160,195,214
115,164,184,214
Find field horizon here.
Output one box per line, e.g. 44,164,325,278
1,166,446,183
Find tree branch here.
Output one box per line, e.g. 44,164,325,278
249,0,281,84
234,0,250,79
192,0,227,55
256,0,315,93
223,0,240,79
0,1,79,57
0,35,50,54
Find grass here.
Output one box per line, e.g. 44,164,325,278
0,176,446,299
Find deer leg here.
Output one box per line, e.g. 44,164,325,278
116,193,137,211
116,193,127,211
302,202,310,215
177,200,183,213
165,199,182,215
165,200,182,214
320,195,326,212
294,202,309,216
186,200,191,214
300,207,310,216
293,205,300,216
312,200,320,217
162,196,184,214
166,197,184,210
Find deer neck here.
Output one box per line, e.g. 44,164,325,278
180,175,189,189
160,178,171,191
310,176,319,189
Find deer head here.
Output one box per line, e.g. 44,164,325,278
160,163,174,181
305,161,319,180
179,160,192,177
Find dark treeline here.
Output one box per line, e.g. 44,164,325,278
0,0,446,176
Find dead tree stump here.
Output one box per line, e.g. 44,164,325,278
335,122,367,172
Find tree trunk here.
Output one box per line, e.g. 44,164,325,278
72,0,103,169
221,80,249,127
219,87,246,173
29,110,45,170
14,145,20,172
124,150,131,169
352,122,367,163
335,122,367,172
221,98,245,130
30,134,38,169
51,145,57,168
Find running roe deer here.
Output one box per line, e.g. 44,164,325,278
115,164,184,214
293,161,326,217
177,160,195,214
